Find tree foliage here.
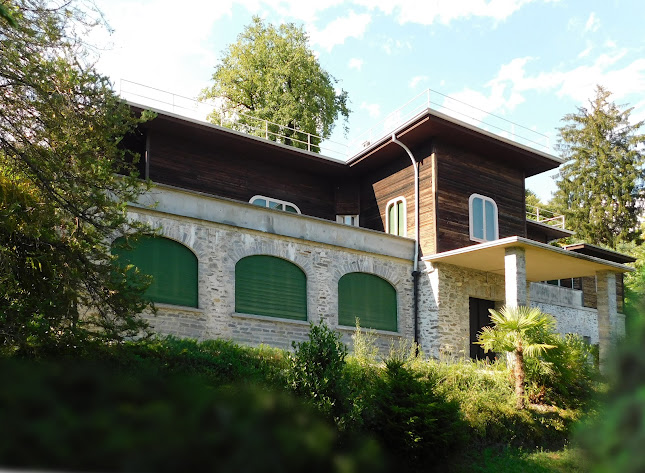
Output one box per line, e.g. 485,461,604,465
553,85,645,248
1,0,154,353
200,16,350,152
477,305,557,409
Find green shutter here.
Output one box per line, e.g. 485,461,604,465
338,272,397,331
235,255,307,320
388,203,396,234
112,236,198,307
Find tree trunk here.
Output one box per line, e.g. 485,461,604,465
514,348,526,409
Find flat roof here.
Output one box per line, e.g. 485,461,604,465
422,236,633,281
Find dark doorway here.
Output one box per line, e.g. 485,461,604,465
469,298,496,360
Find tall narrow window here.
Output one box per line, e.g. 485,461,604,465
338,272,397,332
469,194,498,242
112,236,198,307
235,255,307,321
386,197,406,237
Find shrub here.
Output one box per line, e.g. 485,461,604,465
362,358,466,471
287,321,348,419
0,358,384,472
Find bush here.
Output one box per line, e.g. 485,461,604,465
0,358,384,472
362,358,466,471
287,321,348,419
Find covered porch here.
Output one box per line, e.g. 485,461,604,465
422,236,633,368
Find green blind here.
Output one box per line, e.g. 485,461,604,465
338,272,397,331
112,236,198,307
235,255,307,321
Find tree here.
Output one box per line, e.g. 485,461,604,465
200,16,350,152
1,0,153,353
553,85,645,249
476,305,556,409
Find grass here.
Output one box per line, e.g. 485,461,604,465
452,447,586,473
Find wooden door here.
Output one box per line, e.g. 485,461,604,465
469,298,496,360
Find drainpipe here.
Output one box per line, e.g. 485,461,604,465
391,133,420,348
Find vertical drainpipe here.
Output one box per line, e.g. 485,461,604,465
391,133,420,348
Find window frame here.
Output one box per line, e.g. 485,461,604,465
385,196,407,237
468,193,499,243
250,195,301,214
336,214,360,227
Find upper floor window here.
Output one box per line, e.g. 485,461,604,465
336,215,359,227
469,194,498,242
386,197,406,237
112,236,198,307
250,195,300,214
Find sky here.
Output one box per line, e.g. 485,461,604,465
91,0,645,202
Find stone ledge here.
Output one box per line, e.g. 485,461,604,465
154,303,205,314
231,312,312,326
336,325,403,337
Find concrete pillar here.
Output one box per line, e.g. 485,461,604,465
504,247,527,307
597,270,617,373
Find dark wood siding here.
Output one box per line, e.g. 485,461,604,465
147,129,336,220
358,141,435,255
434,141,526,253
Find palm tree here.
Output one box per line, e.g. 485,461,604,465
477,305,557,409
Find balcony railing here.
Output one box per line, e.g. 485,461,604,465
118,79,553,162
526,204,565,229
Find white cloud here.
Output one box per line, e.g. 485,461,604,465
584,12,600,33
382,37,411,55
269,0,345,23
348,58,364,71
353,0,546,26
361,101,381,118
308,11,371,52
408,75,428,88
577,42,593,58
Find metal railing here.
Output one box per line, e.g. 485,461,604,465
118,79,552,161
118,79,348,159
526,204,565,229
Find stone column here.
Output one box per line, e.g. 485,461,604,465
504,247,527,308
597,270,617,373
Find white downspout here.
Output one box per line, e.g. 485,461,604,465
391,133,419,272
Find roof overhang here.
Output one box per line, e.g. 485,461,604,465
422,236,633,281
526,220,574,241
348,109,563,177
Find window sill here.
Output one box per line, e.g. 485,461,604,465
153,302,204,314
336,325,402,337
231,312,310,326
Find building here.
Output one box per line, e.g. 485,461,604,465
115,93,634,366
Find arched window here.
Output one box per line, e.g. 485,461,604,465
386,197,406,237
338,272,397,331
469,193,499,242
250,195,301,214
112,236,198,307
235,255,307,321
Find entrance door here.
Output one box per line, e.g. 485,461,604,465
469,298,496,360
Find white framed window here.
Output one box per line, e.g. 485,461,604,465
386,197,406,237
469,193,498,242
250,195,301,214
336,215,359,227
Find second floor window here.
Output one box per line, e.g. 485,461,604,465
250,195,300,214
386,197,406,237
469,194,498,242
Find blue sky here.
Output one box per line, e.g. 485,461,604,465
92,0,645,202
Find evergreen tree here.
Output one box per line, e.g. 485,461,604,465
200,16,350,152
553,85,645,248
1,0,153,353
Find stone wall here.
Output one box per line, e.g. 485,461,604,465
126,186,416,353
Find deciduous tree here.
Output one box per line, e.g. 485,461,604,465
553,86,645,248
1,0,153,353
200,16,350,152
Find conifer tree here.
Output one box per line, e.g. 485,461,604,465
553,86,645,248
